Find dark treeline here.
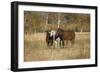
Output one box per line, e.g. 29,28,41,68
24,11,90,33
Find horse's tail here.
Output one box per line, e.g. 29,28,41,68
71,31,75,44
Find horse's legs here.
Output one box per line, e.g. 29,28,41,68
65,40,68,48
51,40,53,46
71,39,75,44
62,40,64,48
49,40,53,49
58,40,62,48
47,41,50,47
70,39,75,47
46,41,49,48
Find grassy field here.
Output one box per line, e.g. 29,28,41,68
24,32,90,61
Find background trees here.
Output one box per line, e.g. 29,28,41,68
24,11,90,33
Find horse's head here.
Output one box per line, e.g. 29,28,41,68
56,28,64,36
49,30,56,37
49,30,57,40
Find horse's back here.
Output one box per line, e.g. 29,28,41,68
63,31,75,40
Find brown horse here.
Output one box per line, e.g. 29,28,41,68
56,28,75,47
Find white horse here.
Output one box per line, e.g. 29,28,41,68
49,30,61,48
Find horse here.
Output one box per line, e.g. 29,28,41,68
46,30,53,47
49,30,63,48
56,28,75,47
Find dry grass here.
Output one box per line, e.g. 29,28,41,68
24,32,90,61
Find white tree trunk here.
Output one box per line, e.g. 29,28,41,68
45,14,48,31
58,13,61,28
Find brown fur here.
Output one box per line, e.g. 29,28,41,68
62,31,75,44
56,28,75,46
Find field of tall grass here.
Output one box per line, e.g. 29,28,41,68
24,32,90,61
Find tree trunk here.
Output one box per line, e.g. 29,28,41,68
58,13,61,28
45,14,48,31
